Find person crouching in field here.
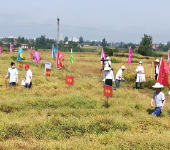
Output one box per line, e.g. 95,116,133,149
154,59,160,81
103,64,114,86
151,83,165,117
5,62,18,87
24,64,32,89
135,61,144,89
115,66,126,88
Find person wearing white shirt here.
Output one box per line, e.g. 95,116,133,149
154,59,160,81
24,64,33,89
135,61,144,89
151,83,165,116
103,64,114,86
115,66,126,88
5,62,18,87
104,57,112,68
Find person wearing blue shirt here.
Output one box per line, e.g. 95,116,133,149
5,62,18,87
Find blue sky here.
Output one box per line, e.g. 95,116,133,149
0,0,170,43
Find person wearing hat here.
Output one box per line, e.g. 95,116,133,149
135,61,144,89
5,62,18,87
104,56,112,68
151,83,165,116
154,59,160,81
24,64,32,89
115,66,126,88
103,64,114,86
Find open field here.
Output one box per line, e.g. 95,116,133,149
0,50,170,149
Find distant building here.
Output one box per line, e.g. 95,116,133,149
152,44,160,49
135,46,139,50
21,43,28,49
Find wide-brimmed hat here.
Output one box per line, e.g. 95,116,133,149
152,83,164,88
139,61,142,64
121,66,126,70
105,57,110,60
24,64,29,68
104,64,111,71
155,59,159,63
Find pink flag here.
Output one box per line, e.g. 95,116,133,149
168,51,170,74
35,51,40,64
10,43,13,52
127,47,133,66
101,49,106,64
31,47,33,59
0,46,2,55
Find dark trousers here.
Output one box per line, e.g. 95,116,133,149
10,82,16,87
105,79,112,86
115,79,120,88
155,74,158,81
25,82,32,89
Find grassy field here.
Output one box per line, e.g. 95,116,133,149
0,50,170,149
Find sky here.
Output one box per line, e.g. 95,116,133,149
1,0,170,43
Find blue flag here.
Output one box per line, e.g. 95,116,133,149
52,45,57,58
17,47,23,61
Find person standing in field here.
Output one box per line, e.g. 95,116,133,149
115,66,126,88
5,62,18,87
104,56,112,68
103,64,114,86
135,61,144,89
24,64,32,89
154,59,160,81
151,83,165,117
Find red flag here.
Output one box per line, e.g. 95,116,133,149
157,57,169,88
56,50,64,68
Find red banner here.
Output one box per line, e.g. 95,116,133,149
46,69,51,77
66,76,74,86
57,50,64,68
19,62,23,68
157,57,169,88
104,85,112,98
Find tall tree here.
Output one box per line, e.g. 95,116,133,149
64,36,68,44
79,36,83,44
101,38,107,47
138,34,153,56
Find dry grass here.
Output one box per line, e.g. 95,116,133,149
0,50,170,149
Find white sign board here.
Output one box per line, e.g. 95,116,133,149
44,62,51,75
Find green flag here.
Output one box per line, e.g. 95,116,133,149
71,48,73,63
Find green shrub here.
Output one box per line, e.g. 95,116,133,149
124,72,136,82
11,56,17,61
131,59,138,63
2,49,8,52
111,58,119,63
143,80,156,89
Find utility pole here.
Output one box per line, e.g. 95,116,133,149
57,17,59,50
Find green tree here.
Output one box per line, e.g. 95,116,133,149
79,36,83,44
101,38,107,47
64,37,68,44
89,41,95,46
138,34,153,56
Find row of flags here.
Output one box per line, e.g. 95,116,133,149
0,44,74,68
52,45,73,68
